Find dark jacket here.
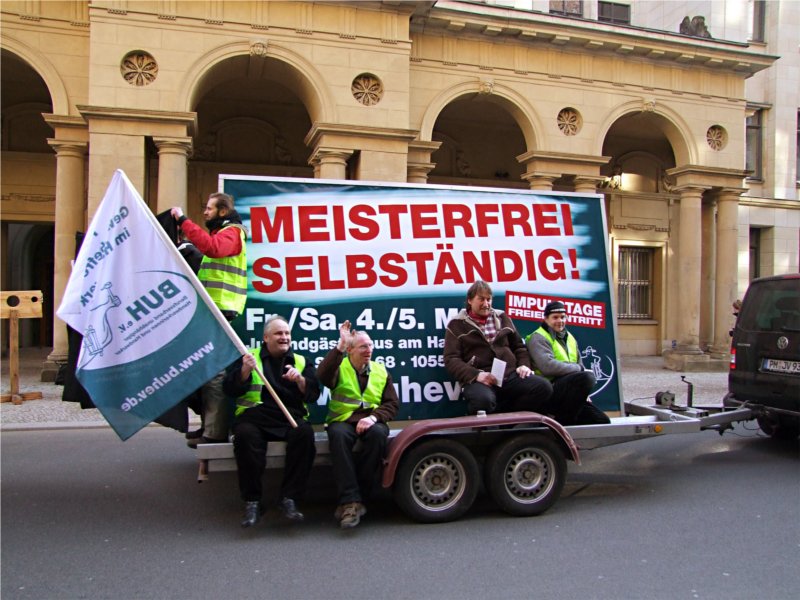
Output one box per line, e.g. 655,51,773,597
223,342,320,425
443,309,531,385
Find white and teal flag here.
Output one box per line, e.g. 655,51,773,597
57,170,242,440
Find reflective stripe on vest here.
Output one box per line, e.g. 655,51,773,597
326,359,387,424
235,347,307,417
527,327,579,380
199,225,247,315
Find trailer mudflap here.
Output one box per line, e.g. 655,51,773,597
381,411,579,488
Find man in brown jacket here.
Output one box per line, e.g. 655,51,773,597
444,281,553,416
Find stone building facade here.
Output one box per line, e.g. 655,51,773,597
1,0,796,376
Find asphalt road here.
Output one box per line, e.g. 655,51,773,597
1,424,798,600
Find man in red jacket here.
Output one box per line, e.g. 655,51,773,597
172,193,247,445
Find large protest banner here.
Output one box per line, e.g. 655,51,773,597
57,170,242,440
222,176,622,422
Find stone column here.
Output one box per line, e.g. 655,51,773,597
46,140,87,365
522,172,559,190
700,199,717,350
673,186,706,354
154,137,192,213
407,140,441,184
712,188,743,356
311,149,351,180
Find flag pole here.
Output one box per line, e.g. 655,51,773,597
137,189,298,428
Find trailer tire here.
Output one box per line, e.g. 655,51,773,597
394,438,480,523
484,433,566,517
757,414,800,440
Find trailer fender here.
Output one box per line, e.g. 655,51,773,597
382,411,579,488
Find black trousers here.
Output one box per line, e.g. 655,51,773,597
551,371,610,425
232,407,316,503
462,373,554,416
327,421,389,505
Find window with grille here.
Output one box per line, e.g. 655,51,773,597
598,1,630,24
749,228,761,281
746,109,763,180
751,0,766,42
549,1,583,17
617,247,653,319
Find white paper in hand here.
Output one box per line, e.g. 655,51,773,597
491,358,506,387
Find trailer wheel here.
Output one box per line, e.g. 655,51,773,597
484,434,566,517
394,438,480,523
757,415,800,440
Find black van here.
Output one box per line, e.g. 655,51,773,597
725,273,800,439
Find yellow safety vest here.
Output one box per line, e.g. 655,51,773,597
528,327,579,380
326,358,387,424
199,225,247,316
235,346,307,417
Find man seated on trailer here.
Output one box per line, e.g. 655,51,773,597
317,320,399,529
443,280,554,417
222,315,320,528
526,301,610,425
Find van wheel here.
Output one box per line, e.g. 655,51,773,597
757,415,800,440
484,434,566,517
394,439,479,523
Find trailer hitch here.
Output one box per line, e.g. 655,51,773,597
680,375,694,407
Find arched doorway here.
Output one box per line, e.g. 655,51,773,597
429,94,528,189
0,49,56,351
179,54,316,217
600,111,683,356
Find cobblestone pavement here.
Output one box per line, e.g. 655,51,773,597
1,347,729,431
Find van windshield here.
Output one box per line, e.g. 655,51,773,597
738,279,800,333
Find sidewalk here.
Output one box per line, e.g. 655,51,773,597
0,346,730,431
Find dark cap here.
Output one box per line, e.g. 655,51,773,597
544,301,567,316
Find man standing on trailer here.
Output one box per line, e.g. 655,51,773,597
317,320,399,529
223,315,319,528
171,192,247,445
526,301,611,425
444,280,554,416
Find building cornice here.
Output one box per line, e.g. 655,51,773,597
76,106,197,136
305,123,419,147
418,0,777,76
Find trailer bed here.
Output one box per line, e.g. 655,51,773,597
194,401,754,480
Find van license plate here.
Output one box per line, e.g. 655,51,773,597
762,358,800,375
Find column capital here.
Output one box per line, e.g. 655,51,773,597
407,162,436,184
713,187,748,201
309,148,352,166
152,136,193,156
47,139,87,157
573,175,606,192
521,171,559,190
673,184,709,196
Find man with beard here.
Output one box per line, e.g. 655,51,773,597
444,280,553,417
172,193,247,445
526,301,611,425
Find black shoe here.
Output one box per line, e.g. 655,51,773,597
185,428,204,440
241,501,261,528
188,435,228,449
279,497,304,522
575,403,611,425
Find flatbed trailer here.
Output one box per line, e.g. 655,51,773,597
194,399,754,523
